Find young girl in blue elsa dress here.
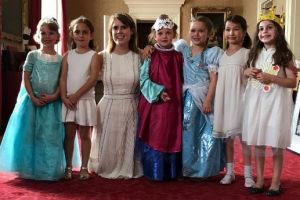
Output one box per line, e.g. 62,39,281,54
0,17,79,180
174,16,225,178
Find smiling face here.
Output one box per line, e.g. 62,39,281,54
111,18,133,47
39,25,60,48
224,21,245,46
189,21,209,47
71,22,93,49
258,20,277,48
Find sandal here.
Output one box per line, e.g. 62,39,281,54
64,166,73,180
79,167,90,180
220,174,235,185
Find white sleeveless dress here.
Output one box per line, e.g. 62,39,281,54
89,51,143,178
242,48,293,148
61,49,97,126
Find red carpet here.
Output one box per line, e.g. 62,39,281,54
1,143,300,200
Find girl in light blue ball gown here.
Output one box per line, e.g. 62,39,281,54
175,16,225,178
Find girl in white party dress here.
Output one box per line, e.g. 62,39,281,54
213,15,254,188
243,8,296,196
60,16,100,180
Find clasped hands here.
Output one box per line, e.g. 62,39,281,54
244,67,273,84
62,94,79,110
31,93,58,107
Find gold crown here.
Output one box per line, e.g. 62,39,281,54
258,6,285,28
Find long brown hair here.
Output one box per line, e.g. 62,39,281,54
106,13,139,54
225,15,252,49
247,20,293,68
68,16,95,50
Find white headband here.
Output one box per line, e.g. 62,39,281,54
153,18,175,31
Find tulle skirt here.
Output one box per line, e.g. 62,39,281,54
0,87,80,180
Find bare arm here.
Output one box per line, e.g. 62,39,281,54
98,51,104,80
203,71,217,114
59,52,75,110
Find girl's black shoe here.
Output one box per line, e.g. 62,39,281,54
265,186,283,196
249,186,264,194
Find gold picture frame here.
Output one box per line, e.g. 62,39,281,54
191,7,232,49
2,0,29,43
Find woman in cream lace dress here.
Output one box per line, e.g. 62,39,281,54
89,13,143,179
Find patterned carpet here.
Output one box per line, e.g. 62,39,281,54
0,143,300,200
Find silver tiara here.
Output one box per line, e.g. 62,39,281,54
153,18,174,31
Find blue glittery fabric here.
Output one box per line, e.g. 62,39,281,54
182,92,225,177
137,139,182,181
175,39,225,178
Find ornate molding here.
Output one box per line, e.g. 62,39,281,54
123,0,186,36
191,7,232,19
124,0,185,6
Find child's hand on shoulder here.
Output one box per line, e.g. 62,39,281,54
140,45,154,60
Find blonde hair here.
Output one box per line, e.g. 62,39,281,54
148,14,178,45
33,17,60,44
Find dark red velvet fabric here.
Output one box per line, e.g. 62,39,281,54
138,49,183,153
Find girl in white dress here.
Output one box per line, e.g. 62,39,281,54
213,15,254,188
60,16,100,180
243,9,296,196
89,13,143,179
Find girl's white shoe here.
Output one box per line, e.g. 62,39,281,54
244,176,255,188
220,173,235,184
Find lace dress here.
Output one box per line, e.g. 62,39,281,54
89,51,143,178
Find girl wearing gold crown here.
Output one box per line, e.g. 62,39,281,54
242,8,296,196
